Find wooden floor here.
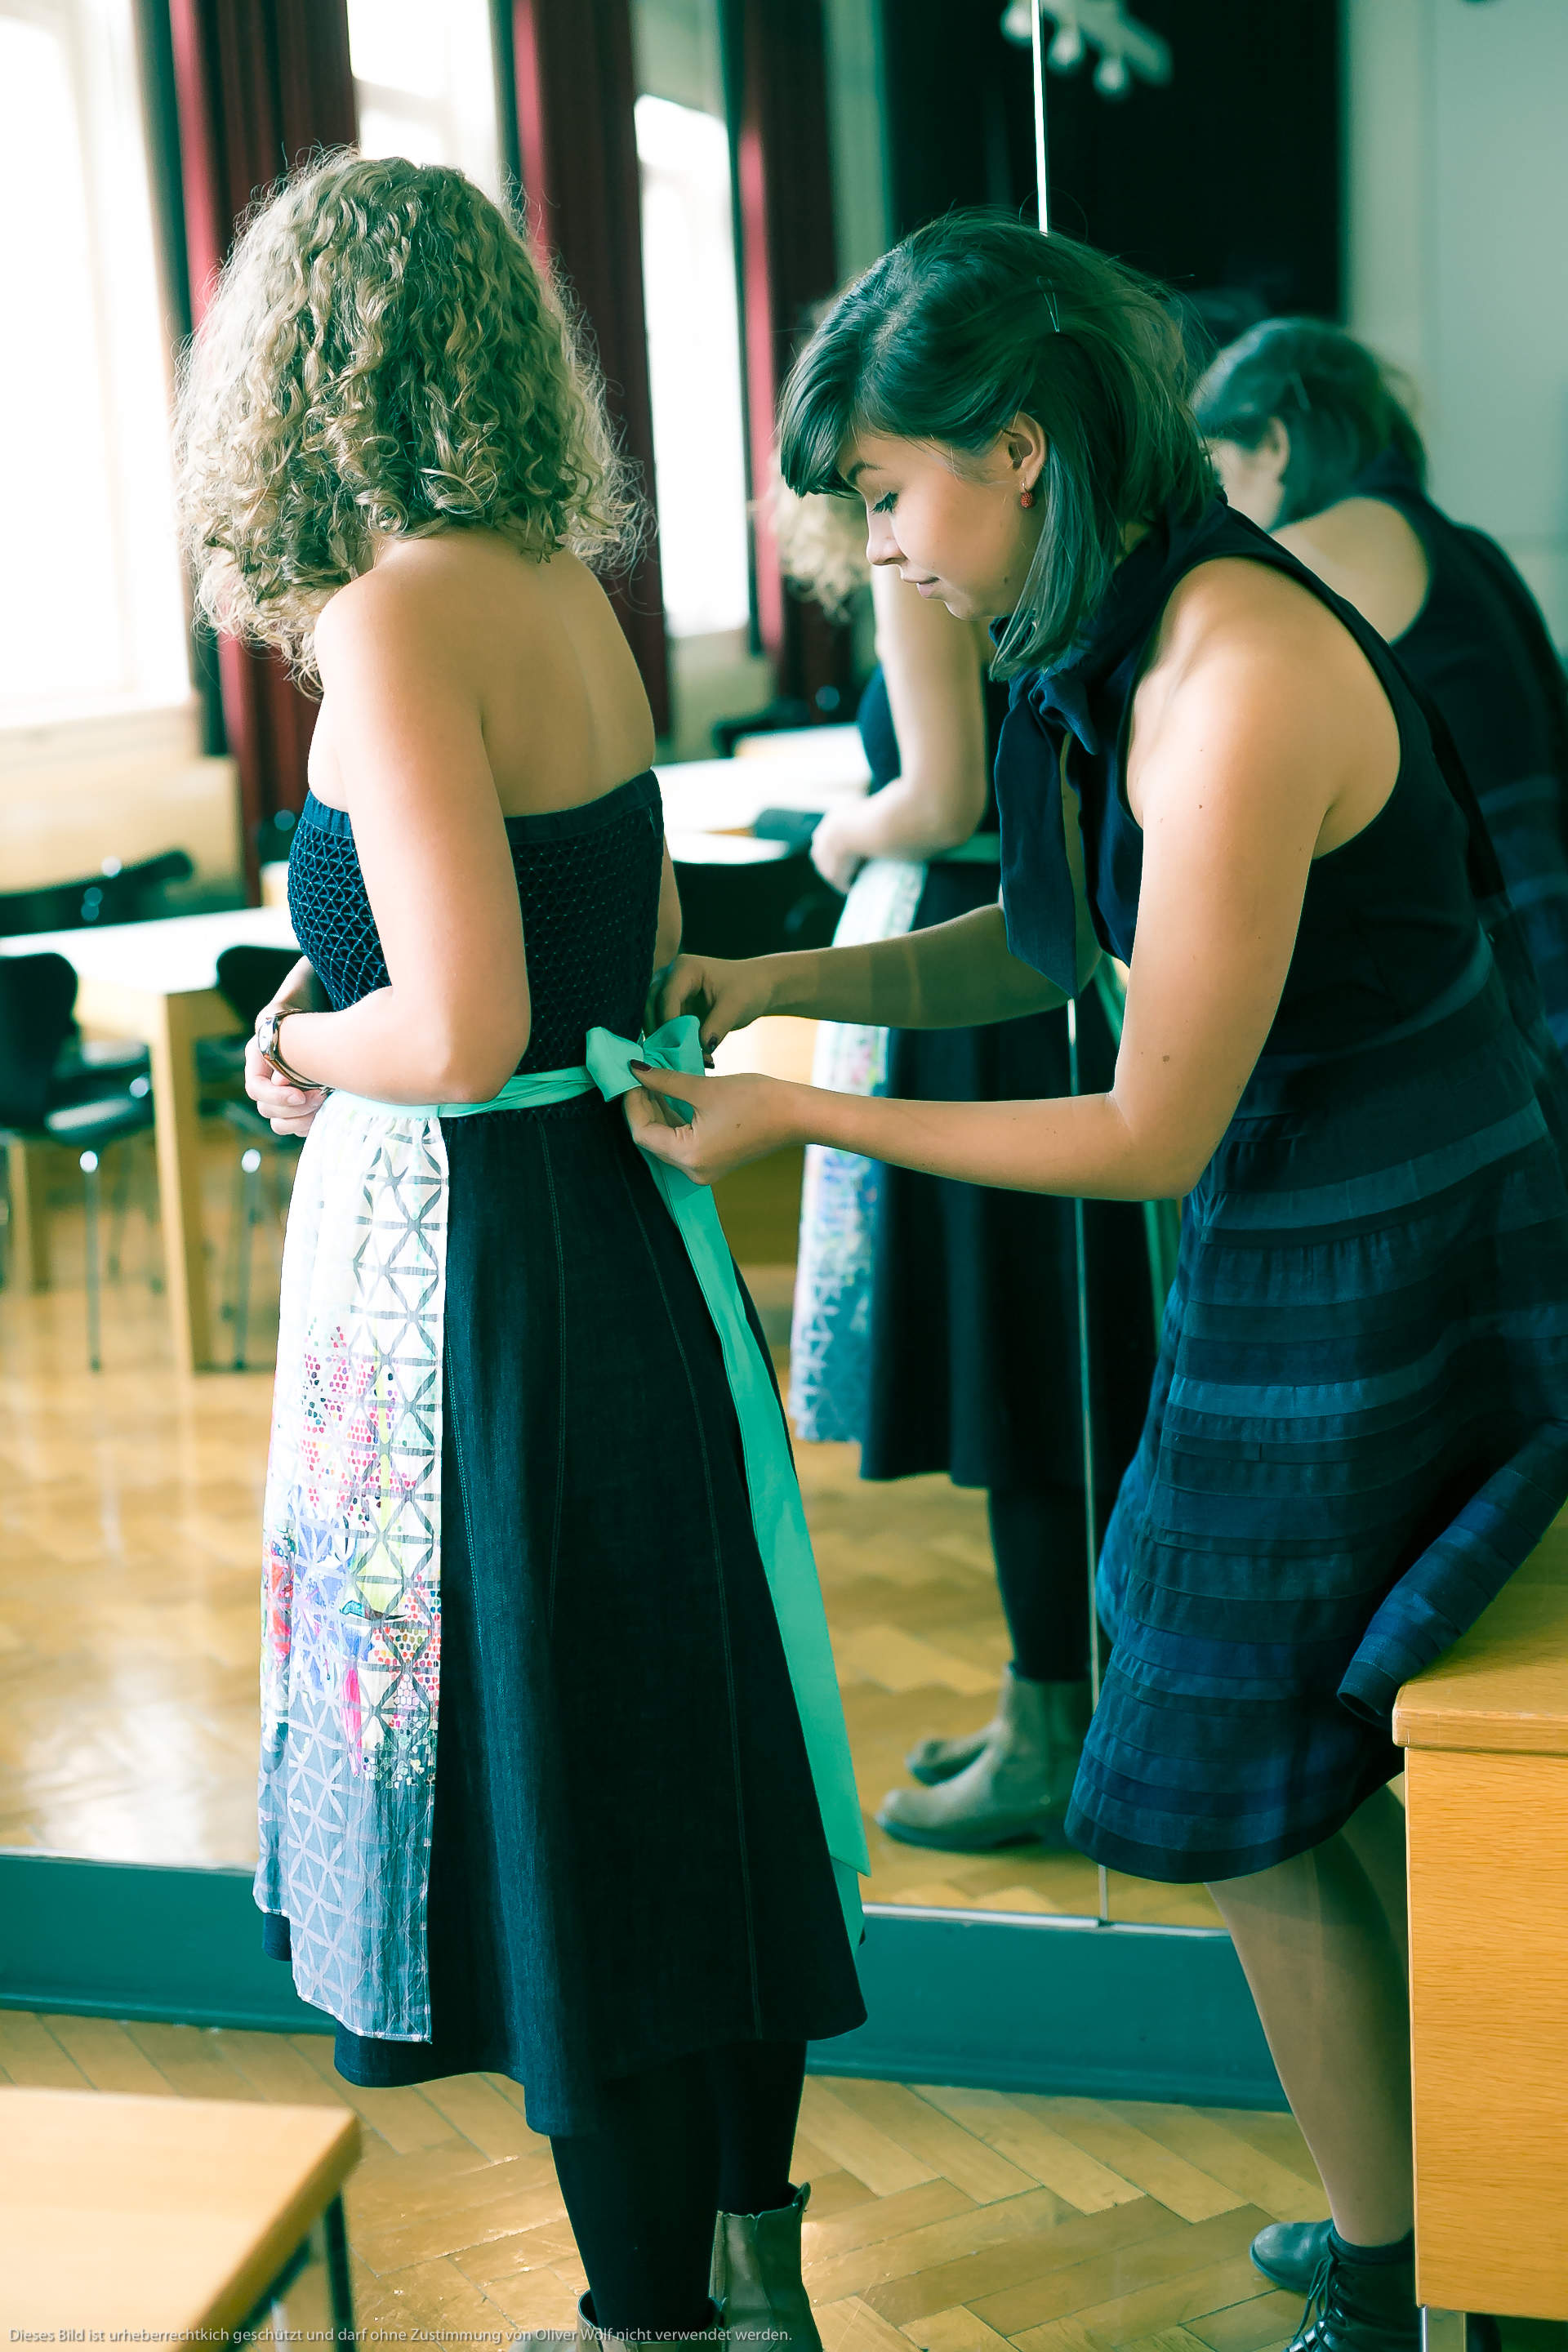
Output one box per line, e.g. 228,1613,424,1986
0,1135,1212,1926
0,2003,1328,2346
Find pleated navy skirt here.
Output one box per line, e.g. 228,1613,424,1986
1069,942,1568,1881
864,862,1157,1496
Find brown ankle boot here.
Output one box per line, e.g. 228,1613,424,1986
710,2180,821,2351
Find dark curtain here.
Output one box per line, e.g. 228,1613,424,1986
502,0,671,735
724,0,855,720
163,0,357,895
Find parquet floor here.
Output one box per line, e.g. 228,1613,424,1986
0,2003,1328,2347
0,1135,1209,1924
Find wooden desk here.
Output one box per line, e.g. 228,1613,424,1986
0,906,297,1373
1393,1521,1568,2325
0,2085,359,2336
656,751,869,833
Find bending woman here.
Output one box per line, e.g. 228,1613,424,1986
177,154,866,2352
626,214,1568,2352
782,506,1155,1851
1198,318,1568,1050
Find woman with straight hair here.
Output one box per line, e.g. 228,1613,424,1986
1198,318,1568,1055
178,150,866,2352
778,488,1155,1852
625,212,1568,2352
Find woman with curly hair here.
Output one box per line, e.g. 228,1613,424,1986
177,152,866,2352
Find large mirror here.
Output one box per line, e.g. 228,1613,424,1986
2,0,1561,1976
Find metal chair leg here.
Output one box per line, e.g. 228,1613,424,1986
80,1149,102,1371
323,2194,355,2339
231,1146,262,1370
107,1147,132,1282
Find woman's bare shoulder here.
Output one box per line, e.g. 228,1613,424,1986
1154,552,1370,687
1129,553,1395,817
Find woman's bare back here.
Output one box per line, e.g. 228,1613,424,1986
308,530,656,819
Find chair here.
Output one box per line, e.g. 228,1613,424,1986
214,943,308,1369
0,847,194,938
0,953,157,1367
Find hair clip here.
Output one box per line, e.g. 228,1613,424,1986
1045,287,1062,333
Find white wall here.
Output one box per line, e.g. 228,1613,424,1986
1346,0,1568,639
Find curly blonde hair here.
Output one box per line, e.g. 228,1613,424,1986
176,150,638,676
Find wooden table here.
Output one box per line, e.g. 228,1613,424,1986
1393,1518,1568,2334
0,906,297,1374
0,2085,359,2336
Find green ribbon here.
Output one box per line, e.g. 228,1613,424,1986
349,1014,869,1946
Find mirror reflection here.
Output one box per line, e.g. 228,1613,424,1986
2,0,1563,1979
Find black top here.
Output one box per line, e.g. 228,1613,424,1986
994,497,1489,1057
857,662,1013,831
1353,446,1568,1046
287,770,664,1075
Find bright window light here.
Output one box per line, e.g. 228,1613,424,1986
349,0,502,199
635,95,751,639
0,2,190,722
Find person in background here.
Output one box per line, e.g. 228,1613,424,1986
624,212,1568,2352
178,150,866,2352
1199,318,1568,1054
776,485,1157,1855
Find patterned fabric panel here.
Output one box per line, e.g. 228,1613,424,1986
790,858,925,1445
256,1093,451,2038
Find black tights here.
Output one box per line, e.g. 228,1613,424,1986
550,2038,806,2338
987,1482,1116,1684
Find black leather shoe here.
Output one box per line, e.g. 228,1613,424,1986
1260,2225,1499,2352
1253,2221,1331,2292
1286,2240,1418,2352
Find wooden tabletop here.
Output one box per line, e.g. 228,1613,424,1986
1392,1518,1568,1753
657,749,869,834
0,904,297,995
0,2086,359,2335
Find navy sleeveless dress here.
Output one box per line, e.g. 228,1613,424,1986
995,498,1568,1882
855,670,1156,1518
273,773,865,2131
1352,446,1568,1052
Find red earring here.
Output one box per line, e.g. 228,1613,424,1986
1019,487,1036,509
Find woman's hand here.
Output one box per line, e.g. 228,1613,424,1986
246,1009,329,1138
622,1065,800,1185
653,952,782,1054
808,804,866,894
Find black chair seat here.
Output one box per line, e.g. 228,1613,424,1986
0,850,195,940
42,1094,156,1152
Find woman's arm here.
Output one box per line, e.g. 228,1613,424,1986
808,574,991,889
633,568,1389,1198
246,956,330,1135
659,733,1098,1048
262,567,531,1104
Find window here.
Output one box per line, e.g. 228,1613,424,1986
0,0,190,723
348,0,502,198
635,94,751,639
